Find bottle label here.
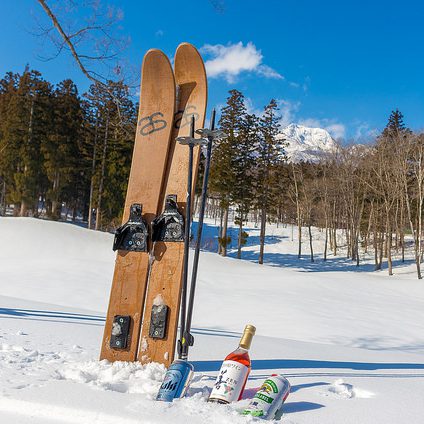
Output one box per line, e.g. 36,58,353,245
242,376,291,418
209,360,249,403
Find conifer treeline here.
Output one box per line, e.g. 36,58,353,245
0,68,136,229
209,90,424,279
2,72,423,279
210,90,287,264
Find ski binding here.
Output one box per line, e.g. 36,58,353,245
113,204,148,252
151,195,184,242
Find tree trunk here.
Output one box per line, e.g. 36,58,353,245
332,201,337,256
95,115,109,231
220,205,229,257
297,217,302,258
218,206,223,254
387,228,393,276
400,198,405,263
0,179,5,216
20,200,28,217
20,98,35,218
51,170,61,220
237,207,243,260
324,225,328,261
308,224,314,262
258,207,266,265
378,232,384,270
88,113,99,230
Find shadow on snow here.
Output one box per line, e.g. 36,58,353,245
0,307,105,326
192,222,415,273
191,358,424,373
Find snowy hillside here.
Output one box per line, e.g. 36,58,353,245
0,217,423,424
279,124,337,162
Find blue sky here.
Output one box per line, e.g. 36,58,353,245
1,0,424,141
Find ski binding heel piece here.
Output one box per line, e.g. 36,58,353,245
113,204,148,252
110,315,131,349
151,195,184,242
149,304,169,339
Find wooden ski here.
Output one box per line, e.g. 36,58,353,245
138,43,208,366
100,49,176,362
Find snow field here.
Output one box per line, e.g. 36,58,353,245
0,217,423,423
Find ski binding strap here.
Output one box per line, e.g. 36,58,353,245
113,203,148,252
151,195,184,242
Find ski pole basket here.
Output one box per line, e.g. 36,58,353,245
151,194,185,242
113,203,148,252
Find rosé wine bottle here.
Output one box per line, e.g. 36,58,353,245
208,324,256,404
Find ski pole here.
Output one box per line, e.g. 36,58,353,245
181,109,225,360
175,116,207,360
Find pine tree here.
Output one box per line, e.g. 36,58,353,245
254,99,286,264
6,69,51,216
231,112,258,259
0,68,135,226
381,109,410,140
83,81,135,229
210,89,247,256
42,79,84,219
0,72,20,211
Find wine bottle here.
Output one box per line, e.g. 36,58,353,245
208,324,256,404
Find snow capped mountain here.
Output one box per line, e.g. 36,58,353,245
278,123,337,163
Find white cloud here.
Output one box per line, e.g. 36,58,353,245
201,42,283,83
325,124,346,140
299,118,346,140
277,99,300,127
155,29,164,37
289,81,300,88
354,122,379,141
257,64,284,80
243,98,346,141
244,98,299,128
298,118,322,128
244,97,263,117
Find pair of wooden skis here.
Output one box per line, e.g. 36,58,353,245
100,43,207,367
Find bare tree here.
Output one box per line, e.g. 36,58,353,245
35,0,136,134
36,0,128,84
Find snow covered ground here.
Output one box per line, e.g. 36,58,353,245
0,217,423,423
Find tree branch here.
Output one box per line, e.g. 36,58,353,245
37,0,103,86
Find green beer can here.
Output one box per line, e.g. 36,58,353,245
242,374,291,420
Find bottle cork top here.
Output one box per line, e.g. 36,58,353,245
239,324,256,349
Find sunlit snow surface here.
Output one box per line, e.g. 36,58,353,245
0,217,423,423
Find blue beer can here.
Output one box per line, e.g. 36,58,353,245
156,359,194,402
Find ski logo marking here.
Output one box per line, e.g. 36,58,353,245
138,112,167,136
174,105,199,129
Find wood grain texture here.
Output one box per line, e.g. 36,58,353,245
100,49,175,362
138,43,207,367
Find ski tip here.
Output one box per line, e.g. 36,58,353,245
141,48,174,75
175,42,201,55
174,43,207,77
144,48,168,60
